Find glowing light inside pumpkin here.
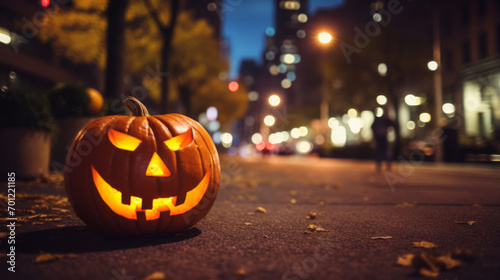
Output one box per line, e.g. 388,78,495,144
164,129,194,151
108,129,142,151
92,165,211,220
146,152,171,177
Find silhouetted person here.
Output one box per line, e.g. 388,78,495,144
371,111,396,173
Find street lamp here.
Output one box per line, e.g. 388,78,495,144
318,32,333,44
317,31,334,126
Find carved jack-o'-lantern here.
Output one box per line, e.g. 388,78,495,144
64,97,220,235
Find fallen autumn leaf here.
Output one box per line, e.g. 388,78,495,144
412,241,437,248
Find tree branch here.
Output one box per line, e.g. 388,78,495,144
141,0,166,33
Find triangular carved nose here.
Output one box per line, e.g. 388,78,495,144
145,152,171,177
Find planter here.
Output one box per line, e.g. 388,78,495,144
51,117,97,169
0,128,51,179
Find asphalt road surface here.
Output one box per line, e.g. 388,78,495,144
1,155,500,280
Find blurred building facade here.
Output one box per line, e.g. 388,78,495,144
238,0,310,143
439,0,500,150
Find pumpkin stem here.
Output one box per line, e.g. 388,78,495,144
124,97,151,117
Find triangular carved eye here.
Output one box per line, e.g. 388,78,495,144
164,128,194,151
108,129,142,151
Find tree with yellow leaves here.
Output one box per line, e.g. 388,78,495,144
38,0,247,124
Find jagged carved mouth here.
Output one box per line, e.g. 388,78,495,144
91,165,210,220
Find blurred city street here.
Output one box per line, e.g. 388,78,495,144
2,155,499,280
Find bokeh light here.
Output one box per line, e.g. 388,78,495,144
377,63,387,76
407,121,416,130
264,115,276,126
318,32,333,44
291,128,301,139
419,113,431,123
298,13,308,23
331,126,347,147
248,91,259,101
328,117,339,129
281,79,291,89
268,94,281,106
442,103,456,114
251,133,263,145
283,54,295,64
265,27,275,37
405,94,422,106
0,27,11,45
296,141,312,154
206,106,218,121
296,29,306,38
221,132,233,148
299,126,308,137
427,60,438,71
228,81,239,92
376,95,387,106
347,108,358,118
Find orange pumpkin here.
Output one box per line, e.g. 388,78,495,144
64,97,220,235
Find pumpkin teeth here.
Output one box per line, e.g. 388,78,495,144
91,165,211,220
121,193,131,205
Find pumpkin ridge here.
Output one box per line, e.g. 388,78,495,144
169,115,220,225
79,119,121,234
90,116,123,233
109,117,136,234
150,115,181,232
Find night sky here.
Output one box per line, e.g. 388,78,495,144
223,0,345,78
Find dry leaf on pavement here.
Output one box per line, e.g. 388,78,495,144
395,202,416,207
370,236,393,240
256,207,267,213
236,268,247,276
308,224,327,232
396,249,474,278
454,221,476,225
306,212,317,220
34,253,76,264
144,272,165,280
396,254,415,266
412,241,437,248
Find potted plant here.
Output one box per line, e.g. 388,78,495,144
0,88,56,179
48,82,104,170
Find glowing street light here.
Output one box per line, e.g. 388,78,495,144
318,32,332,44
268,94,281,106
